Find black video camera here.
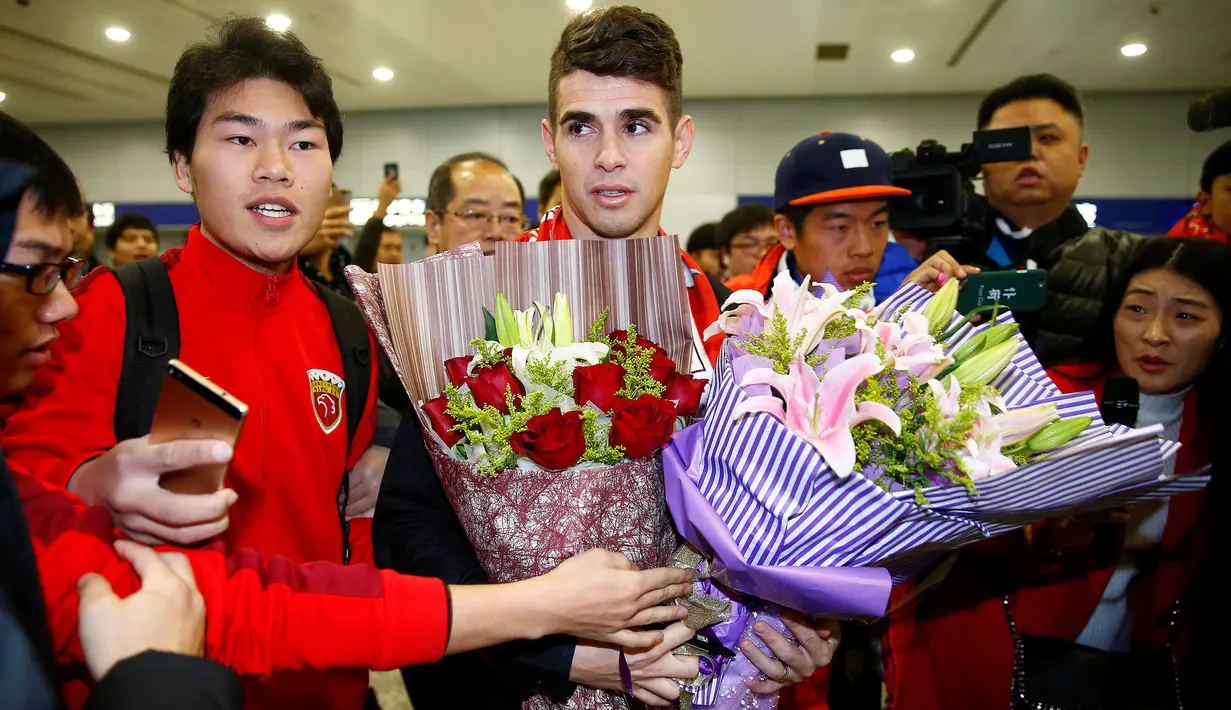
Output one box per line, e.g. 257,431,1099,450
889,127,1032,250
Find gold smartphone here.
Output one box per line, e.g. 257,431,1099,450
149,359,249,495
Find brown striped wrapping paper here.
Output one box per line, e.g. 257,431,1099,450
368,235,693,408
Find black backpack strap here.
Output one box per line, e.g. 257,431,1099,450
312,283,372,565
113,259,181,442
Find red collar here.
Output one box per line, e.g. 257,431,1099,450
170,224,309,312
519,207,668,242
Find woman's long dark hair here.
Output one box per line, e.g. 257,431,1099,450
1077,237,1231,394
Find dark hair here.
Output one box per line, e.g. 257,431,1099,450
719,203,777,247
548,6,683,127
977,74,1084,130
0,111,83,220
1200,139,1231,193
779,204,812,240
166,16,343,164
686,222,719,253
425,152,513,214
106,212,159,250
538,170,561,212
1078,238,1231,402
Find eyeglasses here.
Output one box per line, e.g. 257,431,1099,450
0,257,86,295
729,238,778,253
445,209,527,234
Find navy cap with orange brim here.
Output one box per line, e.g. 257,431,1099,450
774,131,910,212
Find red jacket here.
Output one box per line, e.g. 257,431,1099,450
882,364,1209,710
518,209,724,366
12,458,449,709
1167,209,1228,243
2,227,382,708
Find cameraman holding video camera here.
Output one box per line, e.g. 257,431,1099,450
963,74,1140,365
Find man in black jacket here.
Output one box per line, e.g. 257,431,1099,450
0,148,243,709
951,74,1141,365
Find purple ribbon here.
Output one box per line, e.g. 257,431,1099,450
618,651,633,695
662,423,892,617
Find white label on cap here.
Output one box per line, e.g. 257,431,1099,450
840,149,869,169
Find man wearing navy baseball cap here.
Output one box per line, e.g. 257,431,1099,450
728,131,976,302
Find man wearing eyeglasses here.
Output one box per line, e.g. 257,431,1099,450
424,152,526,256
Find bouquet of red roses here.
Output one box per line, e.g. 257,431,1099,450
416,293,703,589
346,236,699,710
422,293,706,475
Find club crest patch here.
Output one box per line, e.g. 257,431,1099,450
308,369,346,434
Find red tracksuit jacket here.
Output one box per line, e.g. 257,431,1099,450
2,226,385,708
12,459,450,707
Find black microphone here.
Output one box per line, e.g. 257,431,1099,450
1100,376,1140,428
1187,88,1231,132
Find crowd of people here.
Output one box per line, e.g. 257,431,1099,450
1,4,1227,710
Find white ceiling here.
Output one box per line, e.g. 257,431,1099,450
1,0,1227,125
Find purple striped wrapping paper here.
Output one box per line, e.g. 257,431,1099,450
664,280,1209,618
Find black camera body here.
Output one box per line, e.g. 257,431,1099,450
889,127,1032,250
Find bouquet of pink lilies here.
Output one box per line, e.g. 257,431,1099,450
710,272,1093,501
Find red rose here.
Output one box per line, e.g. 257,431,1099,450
422,395,463,447
664,373,706,417
444,356,472,388
573,362,626,413
509,408,587,470
466,362,525,414
608,329,668,359
609,395,677,459
649,352,678,387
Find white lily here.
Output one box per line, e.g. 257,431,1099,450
981,404,1059,446
497,293,609,387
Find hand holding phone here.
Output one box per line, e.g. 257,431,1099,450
956,269,1048,314
149,360,248,495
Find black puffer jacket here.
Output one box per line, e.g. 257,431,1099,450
943,204,1142,366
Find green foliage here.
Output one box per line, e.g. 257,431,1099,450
579,408,626,465
445,384,557,477
469,338,510,369
587,307,610,343
524,356,574,395
853,373,999,502
821,283,874,341
608,323,667,399
742,309,813,375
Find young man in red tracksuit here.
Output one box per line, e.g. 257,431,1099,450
0,111,695,710
0,19,387,708
0,17,689,710
373,8,841,709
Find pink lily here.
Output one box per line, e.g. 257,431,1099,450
925,376,963,419
707,272,851,358
958,434,1017,481
734,354,901,478
862,312,953,380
